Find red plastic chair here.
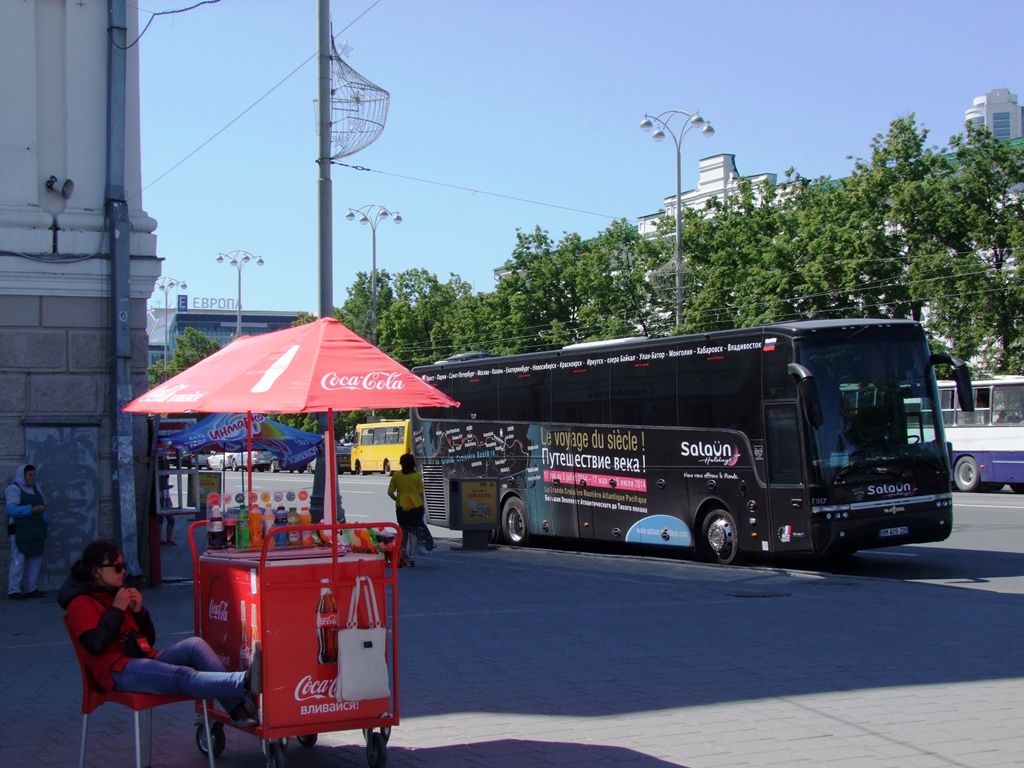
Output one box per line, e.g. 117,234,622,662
64,616,215,768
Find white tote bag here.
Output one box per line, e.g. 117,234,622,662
335,575,390,702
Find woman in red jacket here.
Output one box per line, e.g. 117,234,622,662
58,540,257,727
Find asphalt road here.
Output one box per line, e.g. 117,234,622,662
161,470,1024,594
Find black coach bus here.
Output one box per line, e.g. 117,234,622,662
412,319,973,564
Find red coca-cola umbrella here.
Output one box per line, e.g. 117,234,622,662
123,317,458,521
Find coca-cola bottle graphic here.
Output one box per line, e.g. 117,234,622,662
238,600,251,670
316,580,338,665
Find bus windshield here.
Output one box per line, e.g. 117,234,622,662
799,334,946,486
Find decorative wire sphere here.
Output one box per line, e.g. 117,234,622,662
650,259,680,303
330,38,390,159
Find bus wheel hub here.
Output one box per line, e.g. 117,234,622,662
708,518,733,553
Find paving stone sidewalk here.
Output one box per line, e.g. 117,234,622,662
3,539,1022,767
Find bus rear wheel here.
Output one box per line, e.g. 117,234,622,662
502,497,529,546
701,508,744,565
953,456,981,492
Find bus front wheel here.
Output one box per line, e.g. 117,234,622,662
502,498,529,546
953,456,981,492
701,508,744,565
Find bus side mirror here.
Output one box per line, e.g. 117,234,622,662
929,353,974,412
788,363,824,428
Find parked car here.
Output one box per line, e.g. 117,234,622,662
214,450,276,472
294,442,352,474
206,452,241,471
287,458,315,474
248,450,276,472
178,450,212,469
336,441,354,474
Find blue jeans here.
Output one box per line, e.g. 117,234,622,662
111,636,246,713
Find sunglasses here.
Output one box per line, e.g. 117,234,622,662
99,562,127,574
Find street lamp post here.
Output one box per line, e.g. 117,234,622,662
154,276,186,382
640,109,714,328
216,250,264,338
345,205,402,345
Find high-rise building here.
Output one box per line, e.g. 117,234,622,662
965,88,1022,140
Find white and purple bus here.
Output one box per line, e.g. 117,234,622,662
939,376,1024,493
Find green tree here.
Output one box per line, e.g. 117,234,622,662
337,269,394,344
922,125,1024,372
146,326,220,388
681,175,806,332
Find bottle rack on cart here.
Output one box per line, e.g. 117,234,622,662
188,520,401,768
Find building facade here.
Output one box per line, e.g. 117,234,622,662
965,88,1022,141
637,153,777,237
148,306,302,369
0,2,159,586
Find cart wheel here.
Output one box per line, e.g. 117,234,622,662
196,721,226,757
366,732,387,768
266,741,286,768
380,726,391,745
297,734,317,748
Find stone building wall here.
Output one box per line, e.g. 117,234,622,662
0,3,160,589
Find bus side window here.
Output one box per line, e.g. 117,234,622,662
766,404,801,485
956,387,991,426
938,387,955,427
991,386,1024,425
975,387,991,410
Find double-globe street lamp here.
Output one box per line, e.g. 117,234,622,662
155,276,186,382
345,205,402,345
216,250,264,338
640,109,714,328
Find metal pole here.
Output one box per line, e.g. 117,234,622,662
317,0,333,319
163,290,169,381
107,0,140,575
236,268,243,337
641,109,713,331
674,140,683,328
371,226,377,346
312,0,334,525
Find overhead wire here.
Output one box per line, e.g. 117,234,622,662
129,0,382,201
129,0,619,223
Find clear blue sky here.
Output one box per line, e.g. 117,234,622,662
138,0,1022,316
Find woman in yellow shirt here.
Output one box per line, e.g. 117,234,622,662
388,454,425,567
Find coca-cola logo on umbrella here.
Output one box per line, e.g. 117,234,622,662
320,372,405,392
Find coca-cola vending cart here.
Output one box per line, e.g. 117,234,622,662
188,521,400,768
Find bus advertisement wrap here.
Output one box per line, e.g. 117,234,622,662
414,319,969,565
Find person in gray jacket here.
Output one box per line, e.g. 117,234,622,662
6,463,47,599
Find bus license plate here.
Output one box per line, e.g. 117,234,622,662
879,526,909,538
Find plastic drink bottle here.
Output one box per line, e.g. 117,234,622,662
207,507,226,550
298,507,313,545
236,503,250,549
263,508,276,547
224,516,236,548
274,506,289,547
249,507,263,549
287,508,301,546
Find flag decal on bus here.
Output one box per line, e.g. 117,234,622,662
763,337,777,352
